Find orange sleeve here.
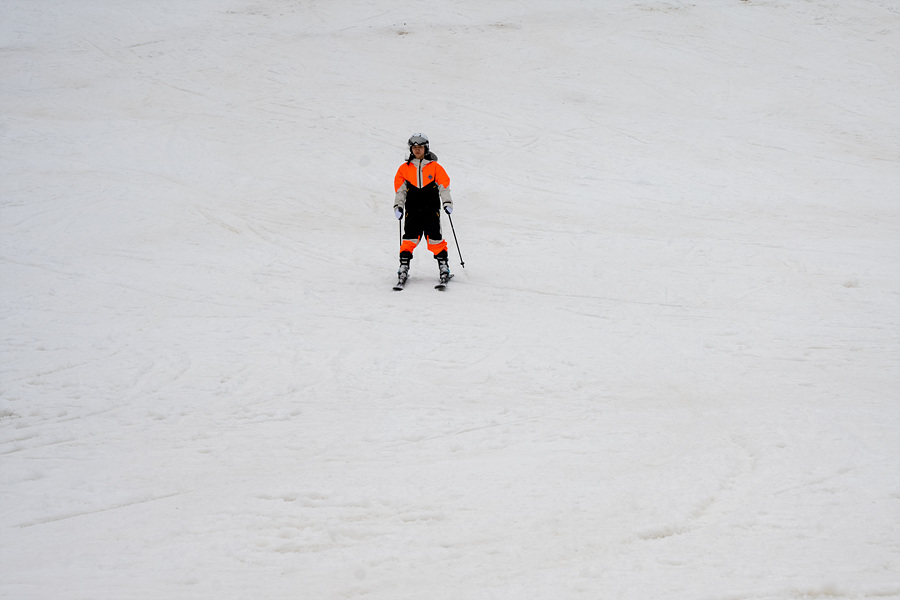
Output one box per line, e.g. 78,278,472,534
394,163,416,192
431,163,450,188
394,164,407,193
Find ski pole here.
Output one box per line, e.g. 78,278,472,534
447,212,465,268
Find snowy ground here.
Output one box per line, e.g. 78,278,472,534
2,0,899,598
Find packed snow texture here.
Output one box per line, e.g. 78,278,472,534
2,0,899,598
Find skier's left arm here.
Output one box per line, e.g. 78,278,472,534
435,163,453,214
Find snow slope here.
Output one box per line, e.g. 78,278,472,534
2,0,899,598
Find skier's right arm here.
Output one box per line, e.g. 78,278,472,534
394,180,408,218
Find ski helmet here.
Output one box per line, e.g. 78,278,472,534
406,133,436,162
408,133,429,150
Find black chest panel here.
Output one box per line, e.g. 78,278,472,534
405,181,440,213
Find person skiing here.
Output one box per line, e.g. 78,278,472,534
393,133,453,287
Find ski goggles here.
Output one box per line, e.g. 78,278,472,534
408,134,429,147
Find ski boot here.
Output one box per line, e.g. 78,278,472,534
435,251,451,285
393,254,411,290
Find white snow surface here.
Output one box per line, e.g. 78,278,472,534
2,0,899,598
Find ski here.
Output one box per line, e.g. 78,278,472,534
393,273,452,290
435,273,454,290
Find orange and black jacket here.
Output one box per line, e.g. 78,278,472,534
393,155,453,215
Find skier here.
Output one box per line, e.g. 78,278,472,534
393,133,453,287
